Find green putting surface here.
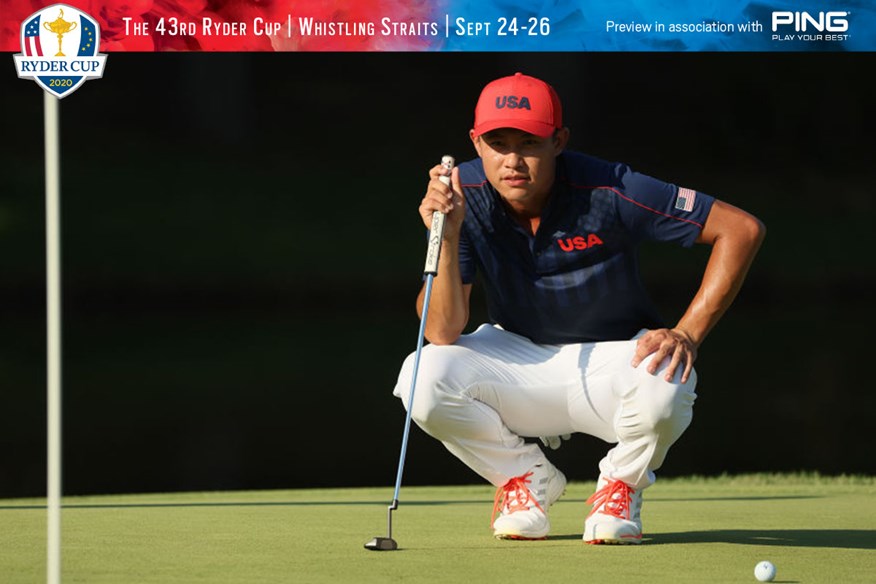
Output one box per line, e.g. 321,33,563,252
2,474,874,583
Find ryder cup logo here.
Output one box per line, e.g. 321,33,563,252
12,4,107,98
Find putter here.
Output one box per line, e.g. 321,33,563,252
365,155,455,552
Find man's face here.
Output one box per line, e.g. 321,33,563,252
470,127,569,207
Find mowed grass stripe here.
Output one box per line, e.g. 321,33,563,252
2,474,874,583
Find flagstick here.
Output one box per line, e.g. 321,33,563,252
44,90,62,584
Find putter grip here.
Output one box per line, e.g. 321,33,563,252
423,155,455,275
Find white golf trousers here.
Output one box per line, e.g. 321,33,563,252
393,324,697,491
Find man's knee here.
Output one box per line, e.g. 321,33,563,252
635,364,697,432
393,344,468,430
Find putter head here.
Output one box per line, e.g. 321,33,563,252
364,537,398,551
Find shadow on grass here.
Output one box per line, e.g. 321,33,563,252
649,529,876,550
648,496,821,502
550,530,876,550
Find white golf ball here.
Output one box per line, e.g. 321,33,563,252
754,560,776,582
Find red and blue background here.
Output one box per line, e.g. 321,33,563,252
3,0,874,52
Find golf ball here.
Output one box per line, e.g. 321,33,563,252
754,560,776,582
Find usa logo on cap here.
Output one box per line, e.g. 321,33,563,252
12,4,107,98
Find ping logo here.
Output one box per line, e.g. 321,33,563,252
495,95,531,110
771,11,849,32
12,3,108,98
557,234,604,252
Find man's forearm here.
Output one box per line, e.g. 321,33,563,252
677,211,765,346
417,236,469,345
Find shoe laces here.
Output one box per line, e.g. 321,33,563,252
491,471,544,527
586,479,635,520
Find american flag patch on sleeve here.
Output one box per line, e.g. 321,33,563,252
675,187,696,212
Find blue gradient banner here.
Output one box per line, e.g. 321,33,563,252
436,0,873,51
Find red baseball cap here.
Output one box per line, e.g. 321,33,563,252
472,73,563,138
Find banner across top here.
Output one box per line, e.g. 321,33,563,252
3,0,874,52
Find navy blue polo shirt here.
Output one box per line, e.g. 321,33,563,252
454,151,715,344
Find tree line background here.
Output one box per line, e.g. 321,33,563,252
1,51,873,497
